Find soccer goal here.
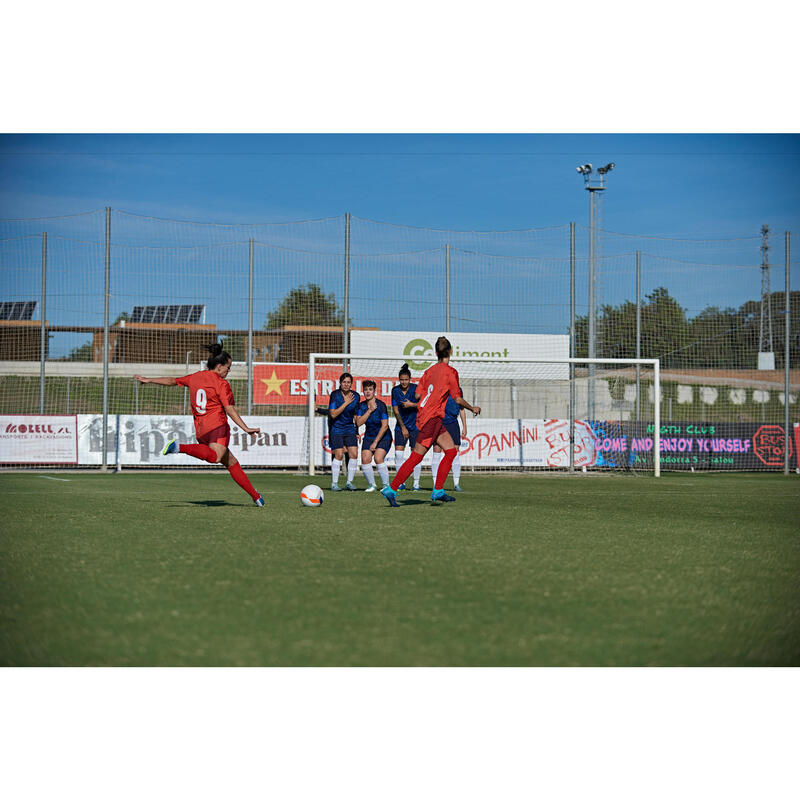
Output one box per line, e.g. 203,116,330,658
305,353,661,477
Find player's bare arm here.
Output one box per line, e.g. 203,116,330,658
456,396,481,416
224,404,260,435
133,375,177,386
460,408,468,436
393,407,409,437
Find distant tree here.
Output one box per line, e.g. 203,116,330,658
575,287,690,368
575,288,800,370
265,283,347,329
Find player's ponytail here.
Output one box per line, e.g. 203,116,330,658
435,336,452,360
206,342,232,370
398,363,411,378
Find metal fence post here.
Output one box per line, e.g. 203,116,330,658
101,207,111,472
569,222,575,472
40,232,47,414
183,351,190,415
247,237,254,415
785,231,791,476
343,213,350,371
446,244,451,332
636,251,642,421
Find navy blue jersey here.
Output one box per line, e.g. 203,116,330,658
391,383,418,429
328,388,360,434
443,392,463,425
357,398,389,439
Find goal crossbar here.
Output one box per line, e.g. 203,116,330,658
307,353,661,477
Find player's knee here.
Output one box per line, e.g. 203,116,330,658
215,448,229,465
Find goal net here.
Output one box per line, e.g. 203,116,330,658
305,353,662,478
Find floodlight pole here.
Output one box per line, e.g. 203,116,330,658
586,179,605,420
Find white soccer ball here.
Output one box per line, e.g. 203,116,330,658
300,484,324,507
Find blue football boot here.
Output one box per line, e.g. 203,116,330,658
431,489,456,504
162,438,178,456
254,495,265,507
381,486,399,507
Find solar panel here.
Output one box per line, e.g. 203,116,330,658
130,304,205,324
0,301,37,321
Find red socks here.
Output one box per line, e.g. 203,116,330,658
392,450,423,490
227,462,260,501
435,448,458,489
180,443,218,463
179,444,259,501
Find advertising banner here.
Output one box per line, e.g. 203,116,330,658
311,417,594,469
0,415,78,464
588,420,798,471
349,330,569,379
71,415,799,472
77,415,307,467
253,363,400,406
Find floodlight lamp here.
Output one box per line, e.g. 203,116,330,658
605,162,615,172
597,166,607,175
576,166,584,174
583,163,592,173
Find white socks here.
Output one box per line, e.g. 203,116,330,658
332,458,343,484
361,462,375,486
431,451,460,486
376,462,390,487
431,451,443,484
452,453,461,486
347,458,358,484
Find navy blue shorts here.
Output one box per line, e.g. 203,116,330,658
394,424,418,449
363,431,392,453
329,431,358,450
443,420,461,447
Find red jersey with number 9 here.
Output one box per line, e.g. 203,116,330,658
415,361,461,430
176,370,234,438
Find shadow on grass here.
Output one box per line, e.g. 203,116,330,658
169,500,239,507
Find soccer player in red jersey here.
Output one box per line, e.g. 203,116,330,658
381,336,480,507
134,342,265,507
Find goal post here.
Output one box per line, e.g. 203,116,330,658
306,353,661,478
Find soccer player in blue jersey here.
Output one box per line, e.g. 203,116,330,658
432,390,467,492
391,363,422,491
355,380,392,492
328,372,361,491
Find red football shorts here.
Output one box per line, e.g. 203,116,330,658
197,423,230,447
416,417,445,449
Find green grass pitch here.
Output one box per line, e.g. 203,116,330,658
1,471,798,666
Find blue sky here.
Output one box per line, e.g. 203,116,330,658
1,134,799,235
1,134,799,355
